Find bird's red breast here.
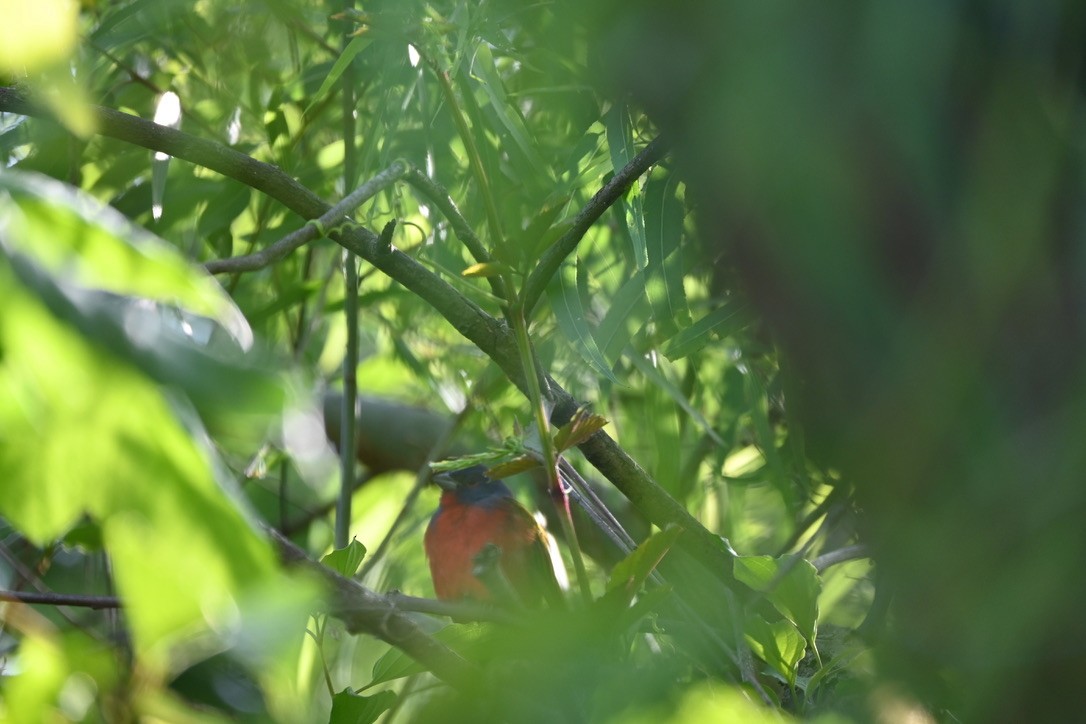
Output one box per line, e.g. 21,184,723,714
425,467,563,607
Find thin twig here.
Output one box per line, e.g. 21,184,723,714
0,589,121,609
812,544,869,573
336,3,361,551
384,592,519,625
205,160,408,274
521,135,667,315
403,166,491,269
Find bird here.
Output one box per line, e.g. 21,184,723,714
424,465,565,608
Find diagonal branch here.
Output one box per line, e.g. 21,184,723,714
521,135,667,315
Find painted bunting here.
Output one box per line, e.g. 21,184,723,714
425,465,565,607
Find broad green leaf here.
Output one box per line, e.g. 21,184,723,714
305,35,373,116
322,538,368,577
0,269,285,665
744,614,807,687
662,301,748,360
734,554,821,645
329,689,396,724
2,244,285,427
0,232,304,670
0,0,78,72
546,258,620,384
0,170,252,349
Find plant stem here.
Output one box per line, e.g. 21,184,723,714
510,307,592,604
335,0,360,550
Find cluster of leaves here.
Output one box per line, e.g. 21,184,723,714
0,0,875,722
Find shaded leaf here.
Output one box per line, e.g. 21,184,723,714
625,352,725,447
1,245,285,425
546,259,620,384
661,301,748,360
471,44,548,179
305,35,373,116
605,104,648,268
329,689,396,724
643,172,690,334
597,271,651,362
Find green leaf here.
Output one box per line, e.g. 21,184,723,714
322,539,367,577
471,44,549,180
522,194,571,260
643,172,690,334
661,301,748,360
545,258,620,384
625,352,725,448
1,243,285,428
734,554,821,645
605,525,683,601
485,455,539,478
744,614,806,687
0,267,286,665
305,35,373,116
0,170,252,349
605,104,647,268
329,689,396,724
597,271,651,362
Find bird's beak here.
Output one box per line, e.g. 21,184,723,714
432,472,458,491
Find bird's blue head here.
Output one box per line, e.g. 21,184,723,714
432,465,513,508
